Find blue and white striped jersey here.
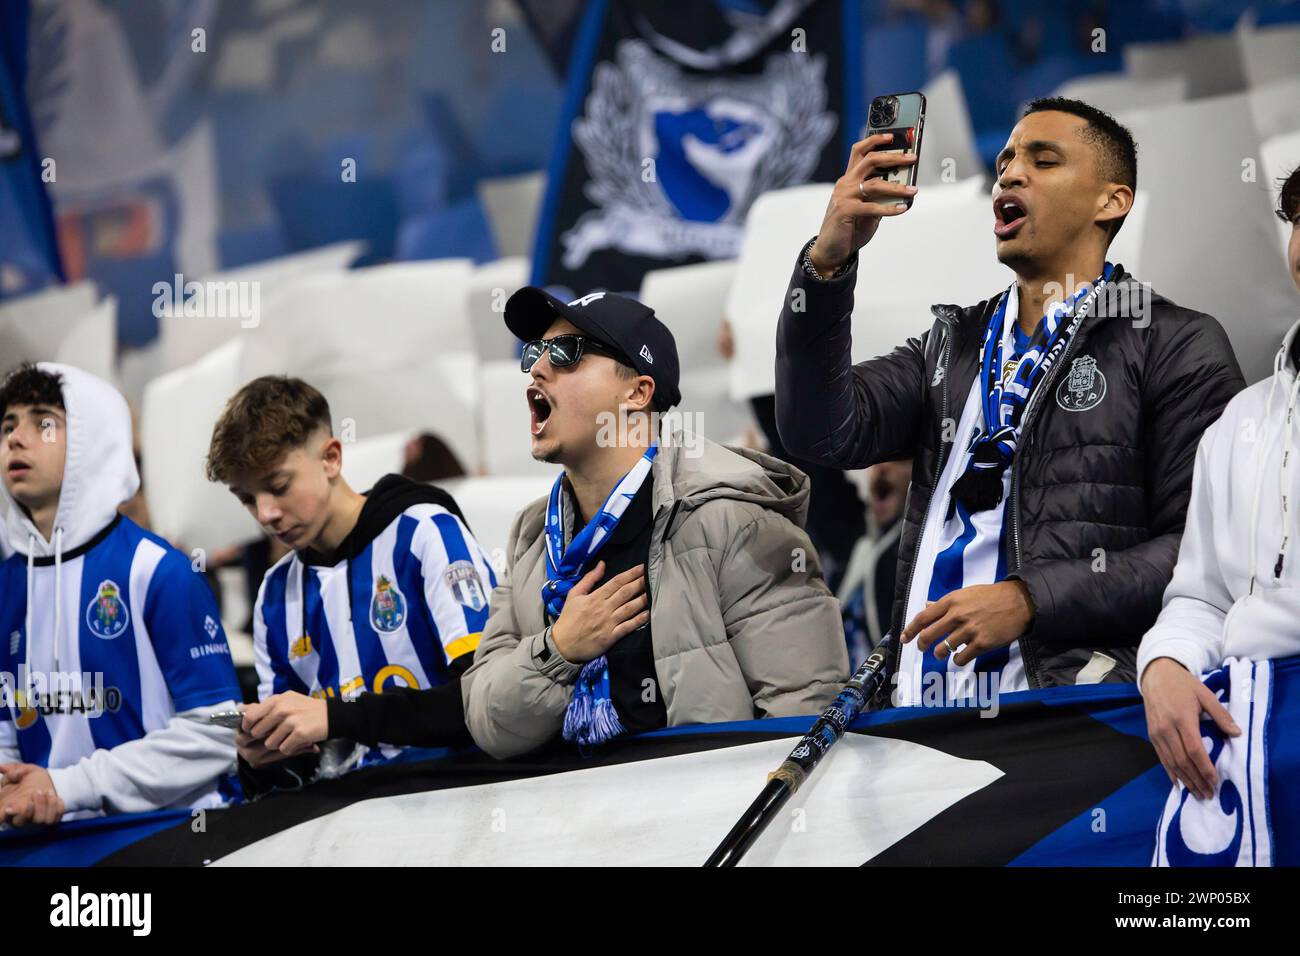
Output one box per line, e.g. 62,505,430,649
253,500,497,711
0,515,241,775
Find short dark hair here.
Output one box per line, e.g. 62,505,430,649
1022,96,1138,190
206,376,332,483
0,363,65,420
1276,164,1300,225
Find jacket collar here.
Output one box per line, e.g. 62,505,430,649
1281,318,1300,379
931,263,1131,337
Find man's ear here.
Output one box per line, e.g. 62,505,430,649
623,375,656,414
320,435,344,479
1097,183,1134,231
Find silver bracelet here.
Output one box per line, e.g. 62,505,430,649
802,239,849,280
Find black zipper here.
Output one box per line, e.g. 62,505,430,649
1008,279,1109,686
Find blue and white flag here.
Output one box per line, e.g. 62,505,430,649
11,660,1298,867
1155,657,1278,867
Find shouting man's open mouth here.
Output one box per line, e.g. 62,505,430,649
527,386,553,437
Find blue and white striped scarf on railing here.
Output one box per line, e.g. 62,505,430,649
950,262,1113,513
543,445,658,749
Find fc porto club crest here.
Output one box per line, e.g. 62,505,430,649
370,575,408,633
443,561,487,613
86,580,129,639
1056,355,1107,412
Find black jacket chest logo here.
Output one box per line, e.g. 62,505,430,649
1055,355,1107,412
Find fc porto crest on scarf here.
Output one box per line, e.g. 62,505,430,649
443,561,487,613
1056,355,1107,412
369,575,407,633
86,580,129,639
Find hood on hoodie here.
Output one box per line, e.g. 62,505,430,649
650,426,812,532
297,472,470,567
1248,318,1300,586
2,362,139,558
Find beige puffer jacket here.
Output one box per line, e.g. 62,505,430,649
461,431,849,758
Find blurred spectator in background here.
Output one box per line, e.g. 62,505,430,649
717,315,865,590
841,459,912,667
401,432,467,483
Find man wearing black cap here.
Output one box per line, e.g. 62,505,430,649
459,288,849,758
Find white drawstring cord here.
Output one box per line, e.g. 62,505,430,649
1249,346,1286,592
18,534,35,718
52,526,64,682
1275,370,1300,578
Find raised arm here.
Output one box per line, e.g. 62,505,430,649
775,133,928,469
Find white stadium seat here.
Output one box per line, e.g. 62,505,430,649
477,171,546,260
0,280,97,331
0,281,107,372
234,260,483,472
340,429,417,493
727,177,1018,403
1119,92,1297,384
440,474,557,568
141,339,262,554
726,183,834,403
156,239,364,372
52,295,118,384
300,359,482,476
467,256,530,362
478,358,561,478
1236,19,1300,89
1248,76,1300,144
1052,73,1188,116
919,69,984,185
1123,31,1247,99
0,287,117,385
639,259,752,445
238,258,476,378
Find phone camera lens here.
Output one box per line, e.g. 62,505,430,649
870,95,899,129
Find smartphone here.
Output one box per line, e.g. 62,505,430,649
208,710,245,729
863,92,926,206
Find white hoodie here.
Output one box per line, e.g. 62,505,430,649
1138,321,1300,683
0,363,239,817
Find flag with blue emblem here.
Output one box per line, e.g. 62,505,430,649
532,0,862,295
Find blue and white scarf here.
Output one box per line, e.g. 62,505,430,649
950,262,1113,512
543,445,658,748
1155,657,1274,866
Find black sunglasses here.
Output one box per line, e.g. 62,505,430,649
520,334,627,373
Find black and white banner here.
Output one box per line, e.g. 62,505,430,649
531,0,862,297
5,664,1298,866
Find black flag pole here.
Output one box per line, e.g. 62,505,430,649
703,638,894,867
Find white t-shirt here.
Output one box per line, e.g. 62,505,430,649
897,286,1031,706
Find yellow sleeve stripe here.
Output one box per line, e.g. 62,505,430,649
445,632,482,662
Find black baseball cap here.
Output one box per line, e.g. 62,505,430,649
505,287,681,410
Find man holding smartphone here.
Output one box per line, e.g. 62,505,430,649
776,97,1244,704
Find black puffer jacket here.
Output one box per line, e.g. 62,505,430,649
775,242,1245,690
